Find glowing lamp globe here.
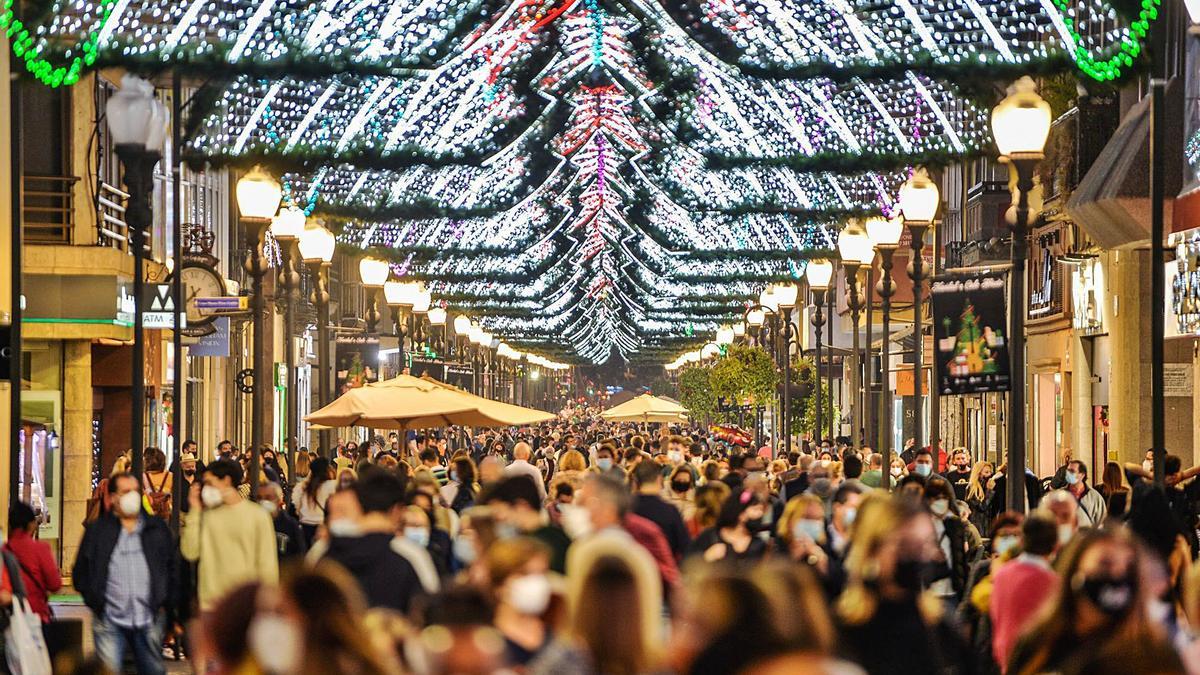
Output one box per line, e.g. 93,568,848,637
746,309,766,327
837,222,875,265
270,205,306,241
991,77,1052,158
898,168,940,223
105,74,169,151
358,257,390,287
772,283,799,308
453,315,472,335
733,322,746,337
715,326,735,345
236,166,283,220
865,215,904,248
297,222,335,264
759,287,779,312
427,307,447,326
701,343,721,360
805,259,835,290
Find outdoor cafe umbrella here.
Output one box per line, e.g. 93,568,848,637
304,373,554,430
600,393,689,424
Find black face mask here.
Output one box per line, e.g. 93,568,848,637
671,480,692,493
1077,574,1136,618
893,557,945,593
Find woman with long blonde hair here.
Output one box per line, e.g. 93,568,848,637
964,460,995,535
836,494,970,674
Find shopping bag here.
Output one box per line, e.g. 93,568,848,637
4,597,51,675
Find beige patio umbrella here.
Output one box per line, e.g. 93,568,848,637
419,374,557,426
600,393,689,424
305,373,553,429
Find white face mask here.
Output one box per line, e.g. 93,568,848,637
668,451,682,463
1057,524,1075,546
259,500,278,516
506,574,552,615
201,485,225,509
559,504,593,540
248,614,302,674
994,534,1020,556
327,519,361,538
453,537,477,565
930,499,951,517
118,491,142,517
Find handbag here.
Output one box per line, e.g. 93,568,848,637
4,597,51,675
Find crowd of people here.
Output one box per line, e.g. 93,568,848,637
8,420,1200,674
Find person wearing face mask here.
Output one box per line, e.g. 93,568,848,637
1006,528,1180,675
987,511,1059,672
481,476,572,574
956,512,1024,675
1042,489,1081,548
910,448,942,482
777,494,844,597
631,461,691,562
944,449,974,502
827,483,865,560
1060,460,1107,528
313,468,438,613
663,464,696,521
836,494,971,675
592,444,622,478
256,482,306,563
923,477,970,603
73,472,176,675
181,459,279,610
687,489,768,564
485,537,556,667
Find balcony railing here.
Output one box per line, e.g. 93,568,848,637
96,181,129,251
22,175,77,243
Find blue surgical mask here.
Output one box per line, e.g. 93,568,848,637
597,458,613,471
914,463,932,477
994,535,1020,556
1065,471,1080,485
842,507,857,526
453,536,477,564
792,519,825,542
404,527,430,548
495,522,519,540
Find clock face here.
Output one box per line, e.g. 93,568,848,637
180,265,226,325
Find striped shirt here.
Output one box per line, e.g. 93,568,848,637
105,519,153,628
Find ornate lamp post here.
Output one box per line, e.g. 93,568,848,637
898,167,940,456
773,283,800,455
235,166,283,487
298,221,336,454
359,257,390,334
837,221,875,446
271,205,306,479
106,74,168,478
805,260,834,441
991,77,1051,509
427,306,448,357
866,215,904,487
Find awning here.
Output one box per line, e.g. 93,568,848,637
1066,78,1185,249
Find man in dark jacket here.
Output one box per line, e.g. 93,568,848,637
73,472,176,675
631,461,690,561
317,468,439,613
256,481,307,562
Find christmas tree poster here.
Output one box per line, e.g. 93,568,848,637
931,275,1011,395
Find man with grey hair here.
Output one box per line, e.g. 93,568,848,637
504,441,547,501
1041,489,1080,547
256,481,307,561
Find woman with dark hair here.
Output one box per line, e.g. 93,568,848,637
1098,461,1130,521
291,457,335,545
440,454,479,513
685,489,768,564
923,476,971,602
142,447,173,519
1007,528,1180,675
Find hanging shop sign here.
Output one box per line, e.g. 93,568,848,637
190,317,230,357
931,274,1012,395
1169,230,1200,337
336,335,379,395
141,284,185,329
1069,257,1107,336
1028,228,1063,319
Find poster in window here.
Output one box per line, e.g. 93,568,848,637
931,274,1012,395
336,336,379,395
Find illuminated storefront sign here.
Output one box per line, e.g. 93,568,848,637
1069,257,1106,336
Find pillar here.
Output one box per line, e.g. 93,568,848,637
61,339,92,572
1108,249,1151,463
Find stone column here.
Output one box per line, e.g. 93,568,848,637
61,340,92,572
1107,250,1151,463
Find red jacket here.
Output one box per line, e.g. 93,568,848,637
5,529,63,622
623,513,680,589
989,555,1058,672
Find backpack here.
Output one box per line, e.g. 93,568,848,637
144,472,172,519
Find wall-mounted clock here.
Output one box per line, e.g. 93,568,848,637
177,263,227,336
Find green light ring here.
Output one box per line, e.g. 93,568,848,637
1050,0,1160,81
1,0,116,87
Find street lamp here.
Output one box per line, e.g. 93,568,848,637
991,76,1051,510
806,260,834,441
299,221,335,454
269,203,305,482
236,166,283,488
838,221,875,445
701,342,721,360
715,325,735,346
359,257,390,333
899,167,939,457
106,74,168,478
866,215,903,487
773,282,799,456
